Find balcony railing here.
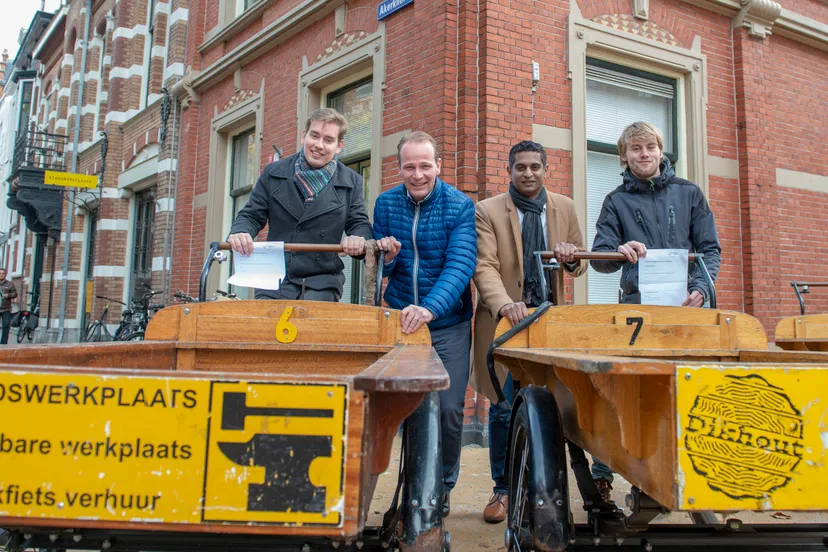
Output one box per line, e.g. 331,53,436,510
11,125,68,177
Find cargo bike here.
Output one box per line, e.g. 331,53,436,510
0,242,451,552
774,281,828,352
488,252,828,551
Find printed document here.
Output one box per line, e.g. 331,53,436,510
638,249,688,306
226,242,286,290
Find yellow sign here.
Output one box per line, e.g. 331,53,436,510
44,170,98,189
0,372,349,527
203,381,347,525
677,366,828,510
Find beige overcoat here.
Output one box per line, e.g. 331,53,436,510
470,192,588,402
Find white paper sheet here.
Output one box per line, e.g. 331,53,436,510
638,249,688,306
226,242,286,291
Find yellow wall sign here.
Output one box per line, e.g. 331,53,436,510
44,170,98,189
677,365,828,511
0,372,349,527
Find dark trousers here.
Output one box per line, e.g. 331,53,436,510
0,311,10,345
254,282,341,302
488,371,514,494
429,320,472,493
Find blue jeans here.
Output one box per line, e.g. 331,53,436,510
489,372,514,494
430,321,472,492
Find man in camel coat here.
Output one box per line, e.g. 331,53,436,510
470,140,588,523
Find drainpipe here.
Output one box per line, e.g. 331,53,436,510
160,94,179,301
57,0,92,343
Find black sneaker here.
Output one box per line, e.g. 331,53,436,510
441,492,451,518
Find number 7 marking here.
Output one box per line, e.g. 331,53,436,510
626,317,644,346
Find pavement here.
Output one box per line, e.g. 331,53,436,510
367,441,827,551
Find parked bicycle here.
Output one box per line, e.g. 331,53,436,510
82,295,131,342
14,291,40,343
120,284,165,341
173,290,198,303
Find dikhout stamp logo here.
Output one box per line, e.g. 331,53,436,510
684,374,804,500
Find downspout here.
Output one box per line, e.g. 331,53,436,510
57,0,92,343
161,95,179,301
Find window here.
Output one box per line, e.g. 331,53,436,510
234,0,254,17
131,188,156,300
227,129,256,299
18,81,34,134
585,58,677,304
94,31,107,134
326,77,373,304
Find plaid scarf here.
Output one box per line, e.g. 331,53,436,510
294,150,337,206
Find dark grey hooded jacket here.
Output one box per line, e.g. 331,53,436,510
590,158,721,303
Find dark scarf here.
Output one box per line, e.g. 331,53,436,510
294,150,337,206
509,183,548,307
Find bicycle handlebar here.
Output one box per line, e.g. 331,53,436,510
538,251,702,261
215,242,345,253
95,295,126,305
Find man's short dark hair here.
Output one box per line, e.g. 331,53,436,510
509,141,547,168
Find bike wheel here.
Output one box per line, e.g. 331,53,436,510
126,332,145,341
83,323,99,343
16,317,28,343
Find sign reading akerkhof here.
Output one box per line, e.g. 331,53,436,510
0,372,348,526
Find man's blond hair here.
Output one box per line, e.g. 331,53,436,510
397,131,440,165
304,108,349,141
617,122,664,167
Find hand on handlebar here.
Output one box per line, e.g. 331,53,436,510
376,236,402,264
340,236,366,257
617,241,647,264
228,233,254,256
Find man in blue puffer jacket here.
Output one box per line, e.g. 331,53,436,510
373,131,477,517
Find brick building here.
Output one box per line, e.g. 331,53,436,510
171,0,826,441
0,0,188,342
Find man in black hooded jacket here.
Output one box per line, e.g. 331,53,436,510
591,121,721,306
588,122,722,501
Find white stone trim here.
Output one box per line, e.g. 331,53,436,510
93,266,127,278
105,109,140,124
44,271,82,282
707,155,739,179
151,256,171,271
533,124,573,151
58,88,71,99
164,62,185,81
168,7,189,26
98,219,130,231
109,65,144,81
155,198,175,212
71,233,85,242
62,53,74,67
155,1,171,15
158,158,178,173
148,92,163,105
85,70,101,82
71,72,80,83
777,168,828,193
152,45,166,58
103,55,112,66
113,24,148,41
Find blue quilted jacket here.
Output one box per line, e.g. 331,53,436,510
373,179,477,330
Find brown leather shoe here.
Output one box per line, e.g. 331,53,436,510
594,478,613,503
483,492,508,523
